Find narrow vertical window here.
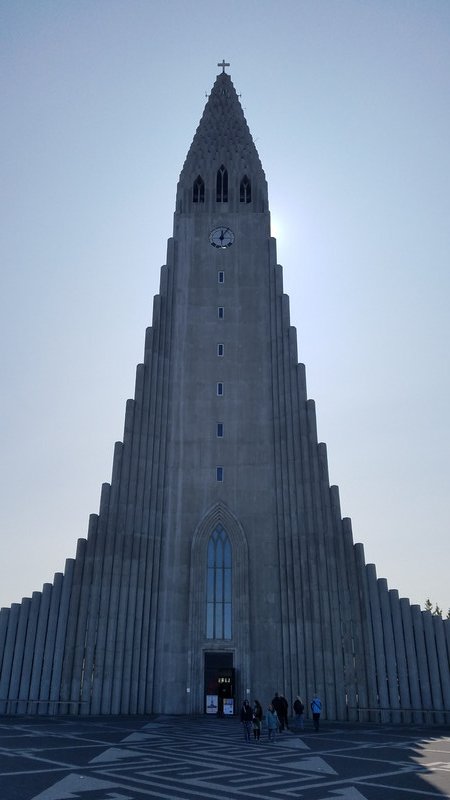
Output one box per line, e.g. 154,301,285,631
216,164,228,202
207,525,232,640
193,175,205,203
217,422,223,437
217,382,223,396
240,175,251,203
217,343,224,357
218,271,224,284
218,306,224,319
216,466,224,482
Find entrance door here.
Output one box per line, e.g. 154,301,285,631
204,652,235,715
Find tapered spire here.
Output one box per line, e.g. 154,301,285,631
177,71,268,212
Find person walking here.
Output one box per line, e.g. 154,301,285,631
252,699,263,741
266,703,279,742
279,694,289,730
311,695,322,731
271,692,284,731
293,696,305,729
240,699,253,742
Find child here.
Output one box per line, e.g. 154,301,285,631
266,703,279,742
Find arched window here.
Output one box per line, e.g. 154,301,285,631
193,175,205,203
240,175,251,203
216,164,228,202
206,525,232,639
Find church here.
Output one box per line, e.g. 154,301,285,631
0,66,449,722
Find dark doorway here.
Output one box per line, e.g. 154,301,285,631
204,652,235,715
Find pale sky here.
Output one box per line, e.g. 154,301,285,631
1,0,449,613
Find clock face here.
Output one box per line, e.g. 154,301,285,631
209,227,235,248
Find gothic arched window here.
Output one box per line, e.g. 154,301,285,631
216,164,228,202
206,525,232,639
193,175,205,203
240,175,251,203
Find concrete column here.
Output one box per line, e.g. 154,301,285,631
389,589,411,722
69,518,97,713
18,591,41,713
378,579,401,722
138,318,163,712
318,447,346,720
145,265,174,713
342,521,360,719
329,486,357,720
115,364,149,714
81,488,110,713
8,598,31,714
49,559,75,714
433,615,450,718
91,442,123,714
306,400,334,719
40,573,63,710
400,598,422,723
422,611,444,723
0,608,10,681
128,348,155,713
120,364,148,713
411,604,433,722
270,278,294,701
0,604,20,713
294,365,320,718
60,538,87,711
366,564,389,721
29,583,52,713
354,543,378,721
104,399,136,714
280,324,305,706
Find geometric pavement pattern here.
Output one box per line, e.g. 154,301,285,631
0,715,449,800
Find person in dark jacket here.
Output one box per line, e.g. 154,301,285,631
293,695,305,729
279,694,289,730
271,693,284,731
240,699,253,742
252,699,263,741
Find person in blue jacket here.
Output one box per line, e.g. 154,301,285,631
311,695,322,731
266,703,279,742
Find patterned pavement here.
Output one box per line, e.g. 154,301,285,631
0,714,449,799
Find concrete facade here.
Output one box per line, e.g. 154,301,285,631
0,70,449,720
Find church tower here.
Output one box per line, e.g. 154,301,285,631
1,67,449,722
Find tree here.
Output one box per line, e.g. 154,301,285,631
423,599,446,617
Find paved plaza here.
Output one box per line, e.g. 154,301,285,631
0,714,449,799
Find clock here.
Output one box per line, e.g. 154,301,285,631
209,227,235,248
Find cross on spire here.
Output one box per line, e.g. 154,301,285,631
218,59,230,74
